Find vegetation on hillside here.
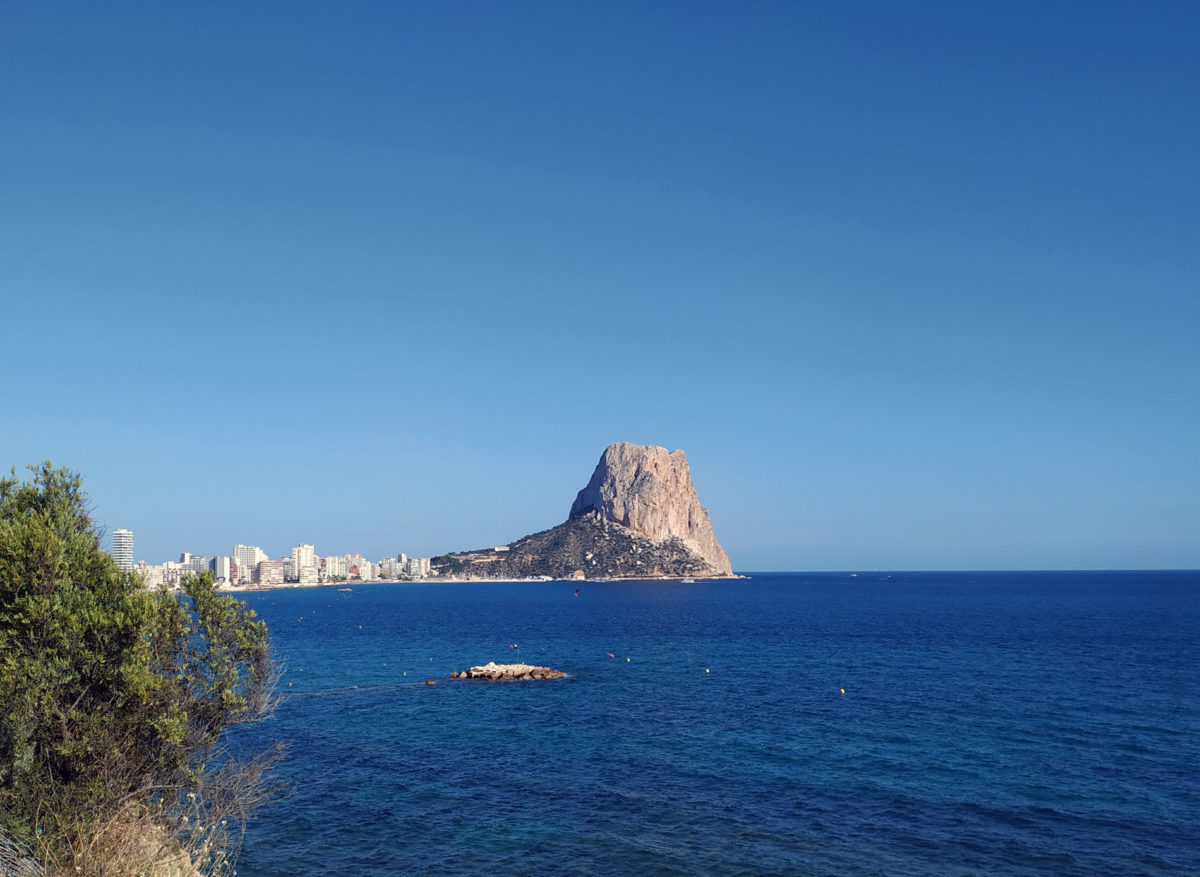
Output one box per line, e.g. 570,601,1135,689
433,512,714,579
0,463,282,876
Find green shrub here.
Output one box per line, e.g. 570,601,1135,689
0,463,281,875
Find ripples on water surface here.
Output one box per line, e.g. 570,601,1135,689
229,571,1199,875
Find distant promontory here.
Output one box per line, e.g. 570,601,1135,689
433,442,734,579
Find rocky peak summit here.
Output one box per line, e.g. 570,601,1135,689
569,443,732,576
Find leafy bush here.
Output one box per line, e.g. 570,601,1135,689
0,463,281,875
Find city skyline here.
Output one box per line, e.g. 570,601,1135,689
113,529,456,573
4,4,1198,571
114,528,431,588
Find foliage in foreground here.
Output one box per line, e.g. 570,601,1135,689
0,463,282,875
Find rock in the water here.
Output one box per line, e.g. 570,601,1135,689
455,662,565,681
570,443,732,576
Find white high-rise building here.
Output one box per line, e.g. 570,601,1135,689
292,543,318,584
232,544,268,584
324,554,349,580
113,529,134,571
292,543,315,568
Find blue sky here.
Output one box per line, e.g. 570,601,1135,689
2,2,1197,570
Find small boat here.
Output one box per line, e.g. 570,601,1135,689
681,578,696,583
338,587,353,592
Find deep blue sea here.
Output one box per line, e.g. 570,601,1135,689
228,572,1199,876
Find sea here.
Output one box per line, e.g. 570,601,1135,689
227,571,1199,876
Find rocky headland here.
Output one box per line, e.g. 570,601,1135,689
433,442,734,580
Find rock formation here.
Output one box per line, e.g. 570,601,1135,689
432,442,734,580
569,443,732,576
451,662,565,681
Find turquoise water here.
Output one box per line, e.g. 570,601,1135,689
229,572,1199,875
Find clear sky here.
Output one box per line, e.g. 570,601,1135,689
3,2,1197,571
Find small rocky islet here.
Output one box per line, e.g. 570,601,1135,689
451,662,566,681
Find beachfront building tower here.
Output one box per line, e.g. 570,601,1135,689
113,528,134,571
292,543,318,584
232,544,268,584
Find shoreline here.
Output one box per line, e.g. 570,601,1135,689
218,573,747,593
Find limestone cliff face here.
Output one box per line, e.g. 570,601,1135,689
432,442,735,580
569,443,733,576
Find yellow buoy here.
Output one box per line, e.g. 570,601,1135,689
626,657,630,662
840,688,845,695
705,668,710,674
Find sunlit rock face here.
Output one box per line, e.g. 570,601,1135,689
569,443,733,576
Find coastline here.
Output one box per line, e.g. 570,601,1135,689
218,573,747,593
